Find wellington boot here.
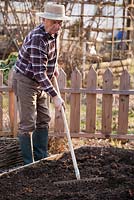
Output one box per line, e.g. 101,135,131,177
33,128,48,161
18,133,34,165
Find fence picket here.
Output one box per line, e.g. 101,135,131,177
102,68,113,135
54,69,66,134
86,66,97,133
70,68,81,133
118,70,130,134
0,70,3,133
8,68,18,137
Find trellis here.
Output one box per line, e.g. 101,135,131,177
0,0,134,64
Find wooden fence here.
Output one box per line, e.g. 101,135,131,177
0,69,17,137
0,67,134,140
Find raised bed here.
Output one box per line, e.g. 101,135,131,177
0,138,23,172
0,146,134,200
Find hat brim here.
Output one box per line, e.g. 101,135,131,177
36,12,71,21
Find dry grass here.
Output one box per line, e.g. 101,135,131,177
48,137,134,155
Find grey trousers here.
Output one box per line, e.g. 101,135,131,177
12,70,51,135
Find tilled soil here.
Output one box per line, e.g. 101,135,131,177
0,146,134,200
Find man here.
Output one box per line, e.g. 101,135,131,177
12,3,71,165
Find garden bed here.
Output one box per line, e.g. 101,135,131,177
0,145,134,200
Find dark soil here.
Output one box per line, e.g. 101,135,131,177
0,146,134,200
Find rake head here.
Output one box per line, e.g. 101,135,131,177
54,177,104,186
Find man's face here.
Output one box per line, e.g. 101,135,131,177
43,19,63,35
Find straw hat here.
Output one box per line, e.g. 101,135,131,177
36,3,71,21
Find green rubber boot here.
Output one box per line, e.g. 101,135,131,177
33,128,48,161
18,133,34,165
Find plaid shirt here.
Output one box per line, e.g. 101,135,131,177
15,24,58,97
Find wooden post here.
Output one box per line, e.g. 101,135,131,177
126,0,133,51
111,1,116,61
102,68,113,136
54,69,66,134
8,68,18,137
0,70,3,133
70,68,81,133
79,0,84,47
86,66,97,133
118,70,130,134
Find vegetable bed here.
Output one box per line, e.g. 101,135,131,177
0,146,134,200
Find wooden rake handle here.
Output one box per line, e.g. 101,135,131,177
54,76,80,180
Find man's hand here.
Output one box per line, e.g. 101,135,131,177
53,95,65,111
54,65,59,77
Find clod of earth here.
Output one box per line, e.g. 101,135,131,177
0,146,134,200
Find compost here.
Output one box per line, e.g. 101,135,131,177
0,146,134,200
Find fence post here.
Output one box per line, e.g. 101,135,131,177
118,70,130,134
86,66,97,133
102,68,113,136
8,68,18,137
54,68,66,134
0,70,3,133
70,68,82,133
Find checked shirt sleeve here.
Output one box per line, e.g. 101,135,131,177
30,36,57,97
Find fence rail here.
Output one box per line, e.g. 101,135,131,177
0,67,134,140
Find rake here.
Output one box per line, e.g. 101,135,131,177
53,76,104,186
